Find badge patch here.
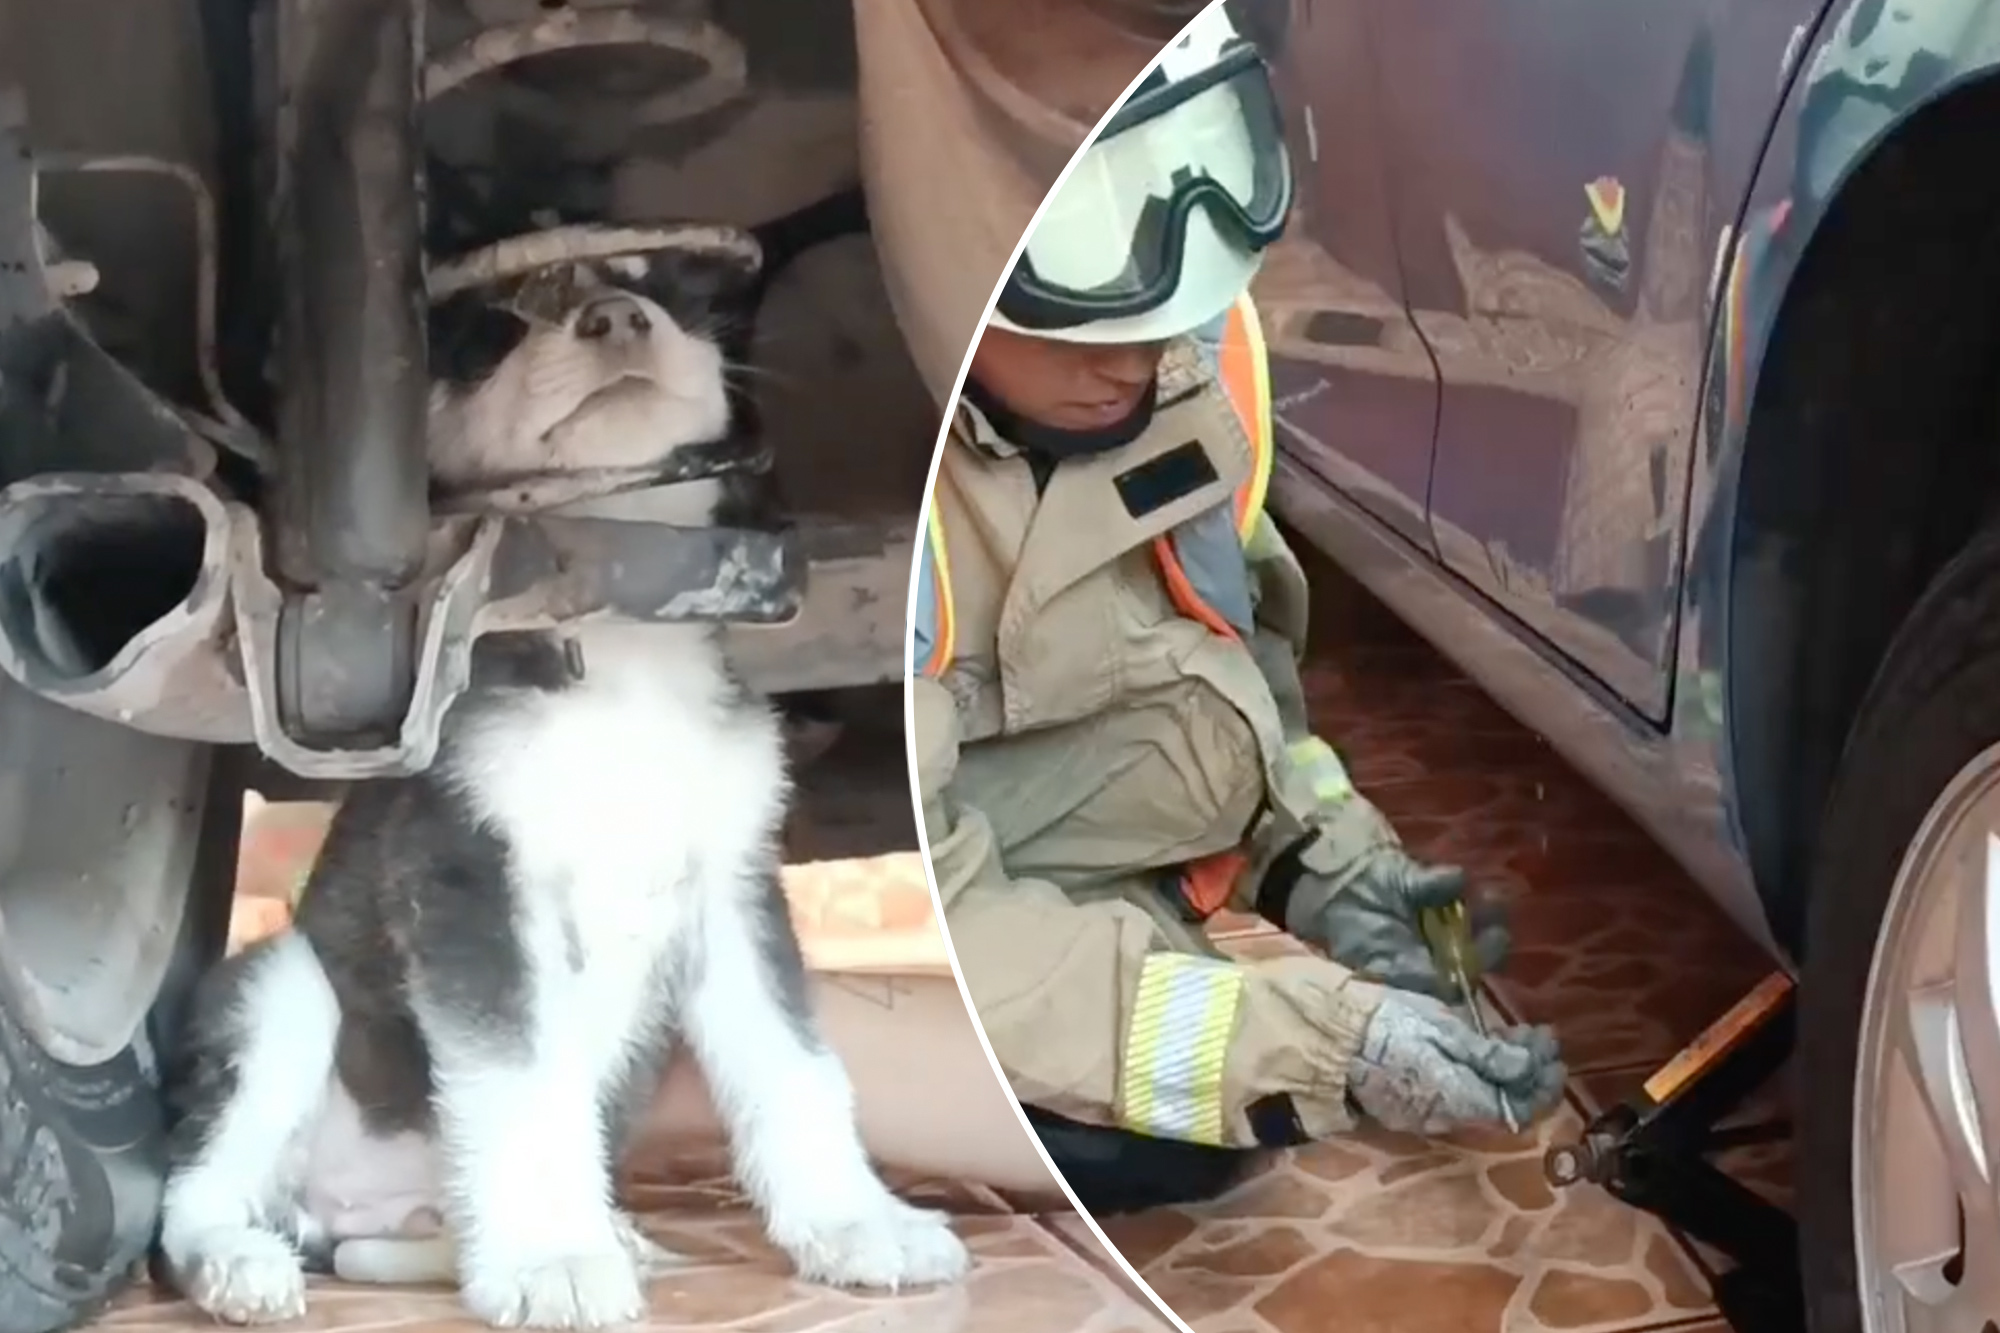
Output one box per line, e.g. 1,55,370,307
1114,441,1222,520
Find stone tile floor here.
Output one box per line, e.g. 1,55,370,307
103,1164,1164,1333
1089,562,1792,1332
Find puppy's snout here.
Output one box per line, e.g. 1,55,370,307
575,294,653,344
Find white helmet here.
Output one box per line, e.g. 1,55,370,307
991,2,1293,345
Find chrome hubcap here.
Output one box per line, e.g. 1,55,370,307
1857,743,2000,1333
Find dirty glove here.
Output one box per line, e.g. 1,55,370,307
1300,851,1511,1001
1345,990,1566,1136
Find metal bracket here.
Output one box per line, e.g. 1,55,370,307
231,509,800,780
0,98,219,485
1544,972,1804,1333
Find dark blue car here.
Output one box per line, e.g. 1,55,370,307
1262,4,2000,1330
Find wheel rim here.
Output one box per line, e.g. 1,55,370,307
1856,741,2000,1333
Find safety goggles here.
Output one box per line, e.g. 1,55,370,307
995,40,1293,334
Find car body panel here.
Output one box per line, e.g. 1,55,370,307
1264,0,2000,952
1369,0,1821,719
1261,0,1440,554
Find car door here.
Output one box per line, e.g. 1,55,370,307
1256,0,1439,553
1366,0,1818,718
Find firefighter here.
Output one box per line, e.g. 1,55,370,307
910,3,1566,1211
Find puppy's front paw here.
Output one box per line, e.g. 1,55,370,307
461,1249,643,1330
772,1190,969,1292
175,1227,309,1325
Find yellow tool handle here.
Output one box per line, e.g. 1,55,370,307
1417,900,1521,1131
1417,901,1480,1004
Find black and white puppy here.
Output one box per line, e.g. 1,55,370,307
156,250,969,1329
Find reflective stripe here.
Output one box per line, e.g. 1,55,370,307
1121,952,1244,1145
1286,735,1354,804
911,500,954,678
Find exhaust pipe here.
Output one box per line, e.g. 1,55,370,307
0,472,254,744
0,469,805,769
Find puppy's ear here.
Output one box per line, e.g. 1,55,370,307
427,290,531,390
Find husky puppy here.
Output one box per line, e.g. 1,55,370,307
156,250,969,1329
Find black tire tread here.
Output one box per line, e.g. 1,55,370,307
0,755,239,1333
1798,520,2000,1333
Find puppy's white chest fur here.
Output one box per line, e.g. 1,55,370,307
448,627,787,1058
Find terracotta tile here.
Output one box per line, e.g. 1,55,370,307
1328,1166,1497,1248
1526,1270,1659,1329
1176,1226,1323,1283
1092,1210,1204,1269
879,1172,1019,1216
234,799,334,904
1036,1213,1171,1314
1215,931,1314,964
1205,910,1279,941
1103,1104,1716,1332
103,1208,1169,1333
1256,1251,1524,1333
999,1184,1093,1215
227,894,292,954
1485,1158,1556,1213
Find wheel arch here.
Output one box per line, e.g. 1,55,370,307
1725,47,2000,955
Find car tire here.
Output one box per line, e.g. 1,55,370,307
0,748,241,1333
1796,523,2000,1333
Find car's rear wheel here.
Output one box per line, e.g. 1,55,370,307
1799,525,2000,1333
0,675,240,1333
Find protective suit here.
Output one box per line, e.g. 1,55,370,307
915,293,1389,1146
909,5,1561,1175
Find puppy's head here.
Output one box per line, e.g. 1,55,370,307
426,248,748,496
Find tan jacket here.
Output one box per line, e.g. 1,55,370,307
911,306,1405,1148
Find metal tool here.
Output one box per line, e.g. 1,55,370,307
1417,900,1520,1132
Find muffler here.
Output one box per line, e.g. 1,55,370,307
0,471,254,744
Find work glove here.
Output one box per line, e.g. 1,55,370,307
1346,990,1566,1136
1304,850,1511,1001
